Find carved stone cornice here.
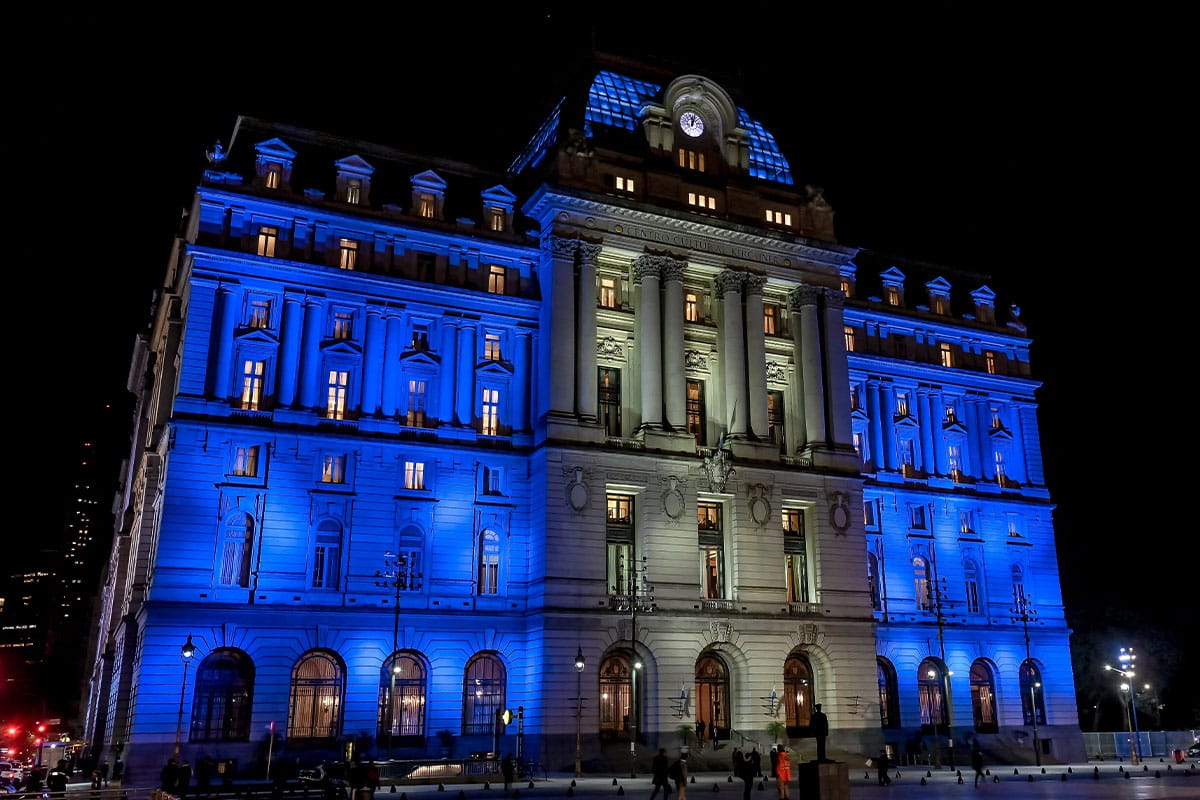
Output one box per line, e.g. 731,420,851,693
714,270,744,298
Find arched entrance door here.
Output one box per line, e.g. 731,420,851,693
784,651,814,736
695,652,730,743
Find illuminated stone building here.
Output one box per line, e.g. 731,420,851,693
82,56,1082,777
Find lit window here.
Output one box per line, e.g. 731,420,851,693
404,461,426,490
783,508,809,604
321,454,346,484
240,360,266,410
964,562,981,614
346,179,362,205
764,305,778,335
685,293,699,322
478,530,500,594
481,388,500,435
615,175,636,193
488,206,505,232
406,380,427,427
932,295,949,315
686,379,706,445
677,149,705,171
840,279,852,297
411,326,429,352
600,277,617,309
844,325,856,352
948,444,964,477
233,445,260,477
939,342,954,368
687,192,716,210
985,350,997,374
697,501,721,531
249,299,272,329
697,501,724,599
765,209,793,226
326,370,349,420
265,164,282,189
312,520,342,589
339,238,358,270
417,193,435,219
849,384,861,411
913,556,932,611
945,402,958,423
1008,517,1021,538
257,225,278,258
599,367,622,437
885,287,901,306
333,311,353,341
990,406,1004,429
895,392,909,417
488,265,506,295
994,451,1007,482
484,333,502,361
959,510,975,534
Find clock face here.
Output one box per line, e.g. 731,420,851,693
679,111,705,137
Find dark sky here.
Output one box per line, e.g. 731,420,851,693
19,8,1189,719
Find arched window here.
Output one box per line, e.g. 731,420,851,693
190,648,254,742
599,652,632,736
378,651,427,742
287,651,343,740
783,651,814,734
463,653,505,736
970,660,998,732
918,657,948,734
477,530,501,595
913,556,932,611
696,652,730,740
311,519,343,589
877,657,900,729
1020,660,1046,726
218,512,254,587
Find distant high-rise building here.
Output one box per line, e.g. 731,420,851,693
82,56,1082,779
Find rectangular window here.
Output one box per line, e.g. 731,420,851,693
948,444,963,475
256,225,278,257
863,499,877,528
939,342,954,367
697,501,724,600
240,360,266,410
959,510,975,534
1008,516,1021,537
488,265,506,294
488,206,505,232
478,531,500,594
944,402,958,424
339,238,358,270
346,179,362,205
840,279,852,297
326,370,349,420
895,392,909,417
763,305,778,335
321,454,346,484
598,367,622,437
844,325,856,352
849,384,861,411
416,252,436,282
687,192,716,210
265,164,281,189
685,293,699,322
484,332,502,361
219,516,253,587
764,209,793,226
233,445,260,477
990,406,1004,429
249,298,272,329
678,149,705,171
985,350,997,374
767,390,784,449
332,311,353,341
994,451,1007,481
404,461,425,490
411,325,429,352
899,439,916,469
885,286,901,306
909,504,927,530
783,508,809,604
312,527,341,589
481,387,500,435
418,192,435,218
932,295,949,315
964,577,980,614
615,175,636,193
686,380,706,446
483,466,503,495
606,493,634,596
406,379,427,427
600,277,617,308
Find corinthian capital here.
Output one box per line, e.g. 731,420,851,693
742,274,767,296
714,270,744,298
788,284,822,309
543,235,578,260
633,254,662,284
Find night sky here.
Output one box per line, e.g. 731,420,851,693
17,8,1190,726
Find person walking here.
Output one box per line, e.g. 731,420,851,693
971,741,985,788
876,748,891,786
99,761,110,789
769,746,779,780
738,752,754,800
670,753,688,800
650,748,672,800
811,704,829,762
774,747,791,800
501,754,515,793
696,720,706,751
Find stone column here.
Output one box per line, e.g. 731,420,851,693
929,390,948,476
541,235,578,418
513,329,532,433
880,383,898,471
866,380,885,471
788,285,826,446
743,274,769,439
381,312,403,418
439,319,458,425
819,288,853,448
456,323,477,428
297,296,324,410
1009,404,1030,484
970,398,989,478
361,308,385,417
211,284,237,401
717,270,748,436
661,258,686,431
276,293,304,408
635,255,663,430
575,241,601,422
917,387,935,474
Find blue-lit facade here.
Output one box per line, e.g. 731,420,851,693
83,61,1082,780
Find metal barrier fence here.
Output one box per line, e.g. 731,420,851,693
1082,730,1198,760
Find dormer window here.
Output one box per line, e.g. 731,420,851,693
885,286,901,306
418,193,436,219
346,179,362,206
335,155,374,206
265,164,282,189
487,206,505,232
678,149,706,172
932,295,949,315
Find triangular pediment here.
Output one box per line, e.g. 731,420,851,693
989,426,1013,442
894,415,919,432
477,360,513,376
411,170,447,192
481,184,517,208
234,328,279,345
320,340,363,356
335,154,375,177
254,137,297,160
880,266,906,287
400,351,440,367
925,276,952,295
942,420,968,436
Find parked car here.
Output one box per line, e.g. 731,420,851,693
0,762,23,785
1187,740,1200,758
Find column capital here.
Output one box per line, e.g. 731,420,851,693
543,234,579,260
788,284,822,309
821,286,845,310
577,241,602,265
714,269,744,298
742,274,767,296
633,254,664,283
660,257,687,283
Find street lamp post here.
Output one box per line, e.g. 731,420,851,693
375,551,422,762
574,647,586,778
1010,590,1041,766
617,554,654,778
929,575,955,769
1104,647,1140,765
174,635,196,760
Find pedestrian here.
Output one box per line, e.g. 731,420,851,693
811,703,829,763
91,769,102,791
501,754,515,793
113,757,124,782
731,746,743,778
696,720,706,751
710,721,719,749
99,761,110,788
775,747,791,800
876,748,891,786
176,760,193,797
670,753,688,800
769,746,779,780
160,759,178,792
971,741,985,788
750,747,761,777
738,752,754,800
650,748,672,800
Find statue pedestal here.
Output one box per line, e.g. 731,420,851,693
797,761,850,800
